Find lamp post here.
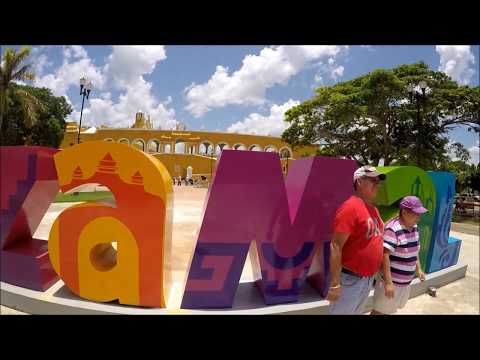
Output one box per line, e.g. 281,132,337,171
407,80,427,167
77,77,93,144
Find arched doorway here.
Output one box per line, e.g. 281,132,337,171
249,144,263,152
199,141,214,156
215,142,230,156
175,139,186,154
132,138,145,152
264,145,278,153
147,139,160,153
118,138,130,146
233,143,247,151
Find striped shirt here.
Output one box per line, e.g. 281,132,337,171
382,217,420,287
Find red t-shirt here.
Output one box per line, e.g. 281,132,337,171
333,195,384,277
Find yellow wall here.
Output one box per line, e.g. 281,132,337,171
60,127,317,179
153,154,217,180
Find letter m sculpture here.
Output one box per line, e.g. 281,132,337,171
181,150,357,309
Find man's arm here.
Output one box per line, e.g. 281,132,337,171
382,248,395,298
416,258,426,281
326,232,349,302
382,248,393,284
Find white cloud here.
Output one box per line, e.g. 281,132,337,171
104,46,167,89
33,54,53,76
468,141,479,165
435,45,476,85
312,73,324,88
61,94,72,107
227,99,300,136
63,45,88,60
30,46,53,77
31,46,48,55
185,45,348,117
70,77,177,129
32,45,177,129
313,57,346,85
100,92,112,100
331,65,344,80
34,46,105,96
163,96,172,106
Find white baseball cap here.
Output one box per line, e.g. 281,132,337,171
353,165,386,181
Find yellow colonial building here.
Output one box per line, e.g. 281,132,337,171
61,112,318,181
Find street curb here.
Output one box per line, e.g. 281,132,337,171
1,263,467,315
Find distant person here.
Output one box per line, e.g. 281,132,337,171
371,196,427,315
326,165,386,314
455,197,463,213
458,197,466,213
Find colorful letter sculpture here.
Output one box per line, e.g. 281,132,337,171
425,172,461,273
0,143,463,310
181,150,357,309
48,141,173,307
1,146,60,290
374,166,437,271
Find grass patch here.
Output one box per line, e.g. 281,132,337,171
54,191,114,203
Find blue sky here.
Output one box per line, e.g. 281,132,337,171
5,45,479,163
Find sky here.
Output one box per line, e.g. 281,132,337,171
4,44,479,164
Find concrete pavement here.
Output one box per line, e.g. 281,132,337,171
1,186,478,315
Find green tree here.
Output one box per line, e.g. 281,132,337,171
282,62,480,169
28,85,72,147
448,142,471,163
0,47,44,132
435,142,479,194
1,84,72,147
442,160,472,193
466,164,480,193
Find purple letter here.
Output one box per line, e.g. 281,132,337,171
181,150,357,308
1,146,59,290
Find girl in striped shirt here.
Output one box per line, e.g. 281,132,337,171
371,196,427,315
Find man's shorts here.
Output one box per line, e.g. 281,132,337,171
372,279,411,314
328,272,374,315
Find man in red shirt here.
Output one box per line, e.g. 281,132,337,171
326,165,386,314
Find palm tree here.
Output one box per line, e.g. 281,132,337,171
0,46,44,134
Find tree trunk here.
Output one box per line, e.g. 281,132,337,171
382,119,390,166
0,89,6,131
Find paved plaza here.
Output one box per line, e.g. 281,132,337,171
1,186,478,315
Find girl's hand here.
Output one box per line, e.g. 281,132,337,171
418,271,426,282
384,283,395,298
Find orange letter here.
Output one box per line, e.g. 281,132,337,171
48,141,173,307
